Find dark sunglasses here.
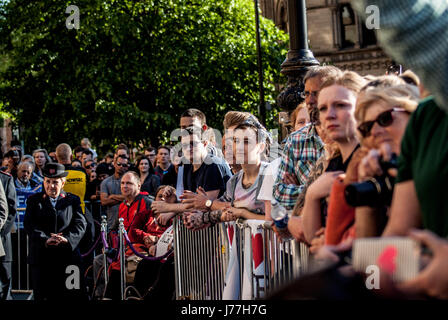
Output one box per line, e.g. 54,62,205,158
116,162,129,167
358,108,409,138
85,163,96,169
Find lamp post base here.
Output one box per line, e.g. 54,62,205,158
277,49,320,112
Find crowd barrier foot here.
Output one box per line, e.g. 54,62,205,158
10,290,33,300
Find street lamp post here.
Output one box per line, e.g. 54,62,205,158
277,0,319,136
254,0,266,126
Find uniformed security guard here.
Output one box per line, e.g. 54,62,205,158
24,163,87,300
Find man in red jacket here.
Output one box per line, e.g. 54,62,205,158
105,171,172,300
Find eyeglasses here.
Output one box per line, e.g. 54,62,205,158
357,108,409,138
85,163,96,169
301,90,318,99
116,162,129,167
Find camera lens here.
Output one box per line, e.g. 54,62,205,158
345,180,380,207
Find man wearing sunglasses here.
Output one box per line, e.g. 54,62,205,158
83,159,97,178
100,155,129,230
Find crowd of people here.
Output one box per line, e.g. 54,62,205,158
1,0,448,301
0,60,445,300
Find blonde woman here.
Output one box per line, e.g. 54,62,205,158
322,82,419,246
348,84,420,239
301,71,366,244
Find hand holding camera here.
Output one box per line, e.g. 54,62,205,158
345,145,398,208
358,143,398,181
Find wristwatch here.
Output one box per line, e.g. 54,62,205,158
205,199,213,211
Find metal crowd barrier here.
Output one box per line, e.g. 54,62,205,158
11,202,311,300
258,221,309,298
11,208,31,293
173,216,230,300
173,217,310,300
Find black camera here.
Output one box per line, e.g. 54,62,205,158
344,154,398,207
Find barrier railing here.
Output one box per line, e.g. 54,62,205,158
173,216,230,300
259,221,310,297
118,218,126,300
11,201,310,300
100,215,109,291
115,217,174,300
173,217,310,300
11,208,31,292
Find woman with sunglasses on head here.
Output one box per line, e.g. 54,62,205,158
136,156,161,197
346,84,419,239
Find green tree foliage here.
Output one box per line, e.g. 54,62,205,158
0,0,288,155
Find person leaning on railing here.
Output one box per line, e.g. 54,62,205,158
103,171,153,300
326,79,419,244
150,126,231,220
181,116,270,229
300,71,366,253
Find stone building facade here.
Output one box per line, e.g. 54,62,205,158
260,0,393,76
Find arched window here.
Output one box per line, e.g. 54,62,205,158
280,5,288,32
339,4,356,49
276,0,288,33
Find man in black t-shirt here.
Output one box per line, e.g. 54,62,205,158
150,126,231,215
181,127,230,198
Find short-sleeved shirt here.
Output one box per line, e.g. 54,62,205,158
100,174,122,229
397,96,448,237
183,154,231,197
325,145,359,173
175,165,184,200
